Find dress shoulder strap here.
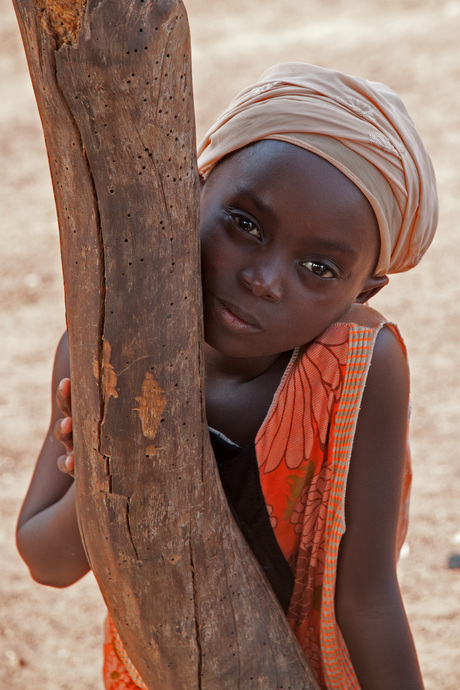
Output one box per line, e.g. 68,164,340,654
319,312,410,689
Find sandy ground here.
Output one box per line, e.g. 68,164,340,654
1,0,459,687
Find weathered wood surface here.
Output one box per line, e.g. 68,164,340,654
13,0,319,687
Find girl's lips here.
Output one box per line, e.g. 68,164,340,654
213,298,262,333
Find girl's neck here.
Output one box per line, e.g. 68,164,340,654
203,345,293,447
203,342,290,383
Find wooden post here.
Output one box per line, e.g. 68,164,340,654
13,0,319,687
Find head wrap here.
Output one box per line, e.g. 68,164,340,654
197,63,438,275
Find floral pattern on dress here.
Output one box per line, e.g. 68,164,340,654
256,327,348,476
287,460,331,687
265,502,278,529
256,325,348,571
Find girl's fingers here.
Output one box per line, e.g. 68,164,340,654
57,452,75,477
55,379,74,477
56,377,72,417
54,416,73,453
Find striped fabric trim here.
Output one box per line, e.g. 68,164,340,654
319,323,384,689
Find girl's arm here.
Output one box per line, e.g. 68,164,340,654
16,332,90,587
335,326,424,690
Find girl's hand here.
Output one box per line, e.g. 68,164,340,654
54,378,74,477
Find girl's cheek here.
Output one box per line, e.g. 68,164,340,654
201,228,223,263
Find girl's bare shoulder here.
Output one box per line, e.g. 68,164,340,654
338,302,388,329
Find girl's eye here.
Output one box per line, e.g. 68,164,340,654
302,260,336,279
232,214,261,239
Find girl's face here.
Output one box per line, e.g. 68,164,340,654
200,140,387,362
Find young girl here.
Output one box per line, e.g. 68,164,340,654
17,63,438,689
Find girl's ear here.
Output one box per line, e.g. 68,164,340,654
355,274,389,304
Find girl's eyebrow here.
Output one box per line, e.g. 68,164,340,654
233,186,278,222
311,238,358,260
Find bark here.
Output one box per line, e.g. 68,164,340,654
13,0,319,687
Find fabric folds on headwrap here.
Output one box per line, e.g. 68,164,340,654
197,63,438,275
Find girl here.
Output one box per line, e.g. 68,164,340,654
17,63,438,689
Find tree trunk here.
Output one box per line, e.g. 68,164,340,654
13,0,319,687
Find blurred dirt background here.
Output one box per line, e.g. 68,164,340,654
1,0,459,687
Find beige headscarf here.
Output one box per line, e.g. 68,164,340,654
197,63,438,275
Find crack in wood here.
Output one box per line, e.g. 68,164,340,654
126,497,140,560
188,536,203,690
104,455,113,493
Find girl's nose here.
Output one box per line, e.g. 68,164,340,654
238,264,283,302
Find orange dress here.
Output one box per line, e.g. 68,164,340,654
103,305,411,689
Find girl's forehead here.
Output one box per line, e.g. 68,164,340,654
214,140,344,188
208,140,374,217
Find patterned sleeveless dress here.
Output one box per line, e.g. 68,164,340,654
102,305,412,689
